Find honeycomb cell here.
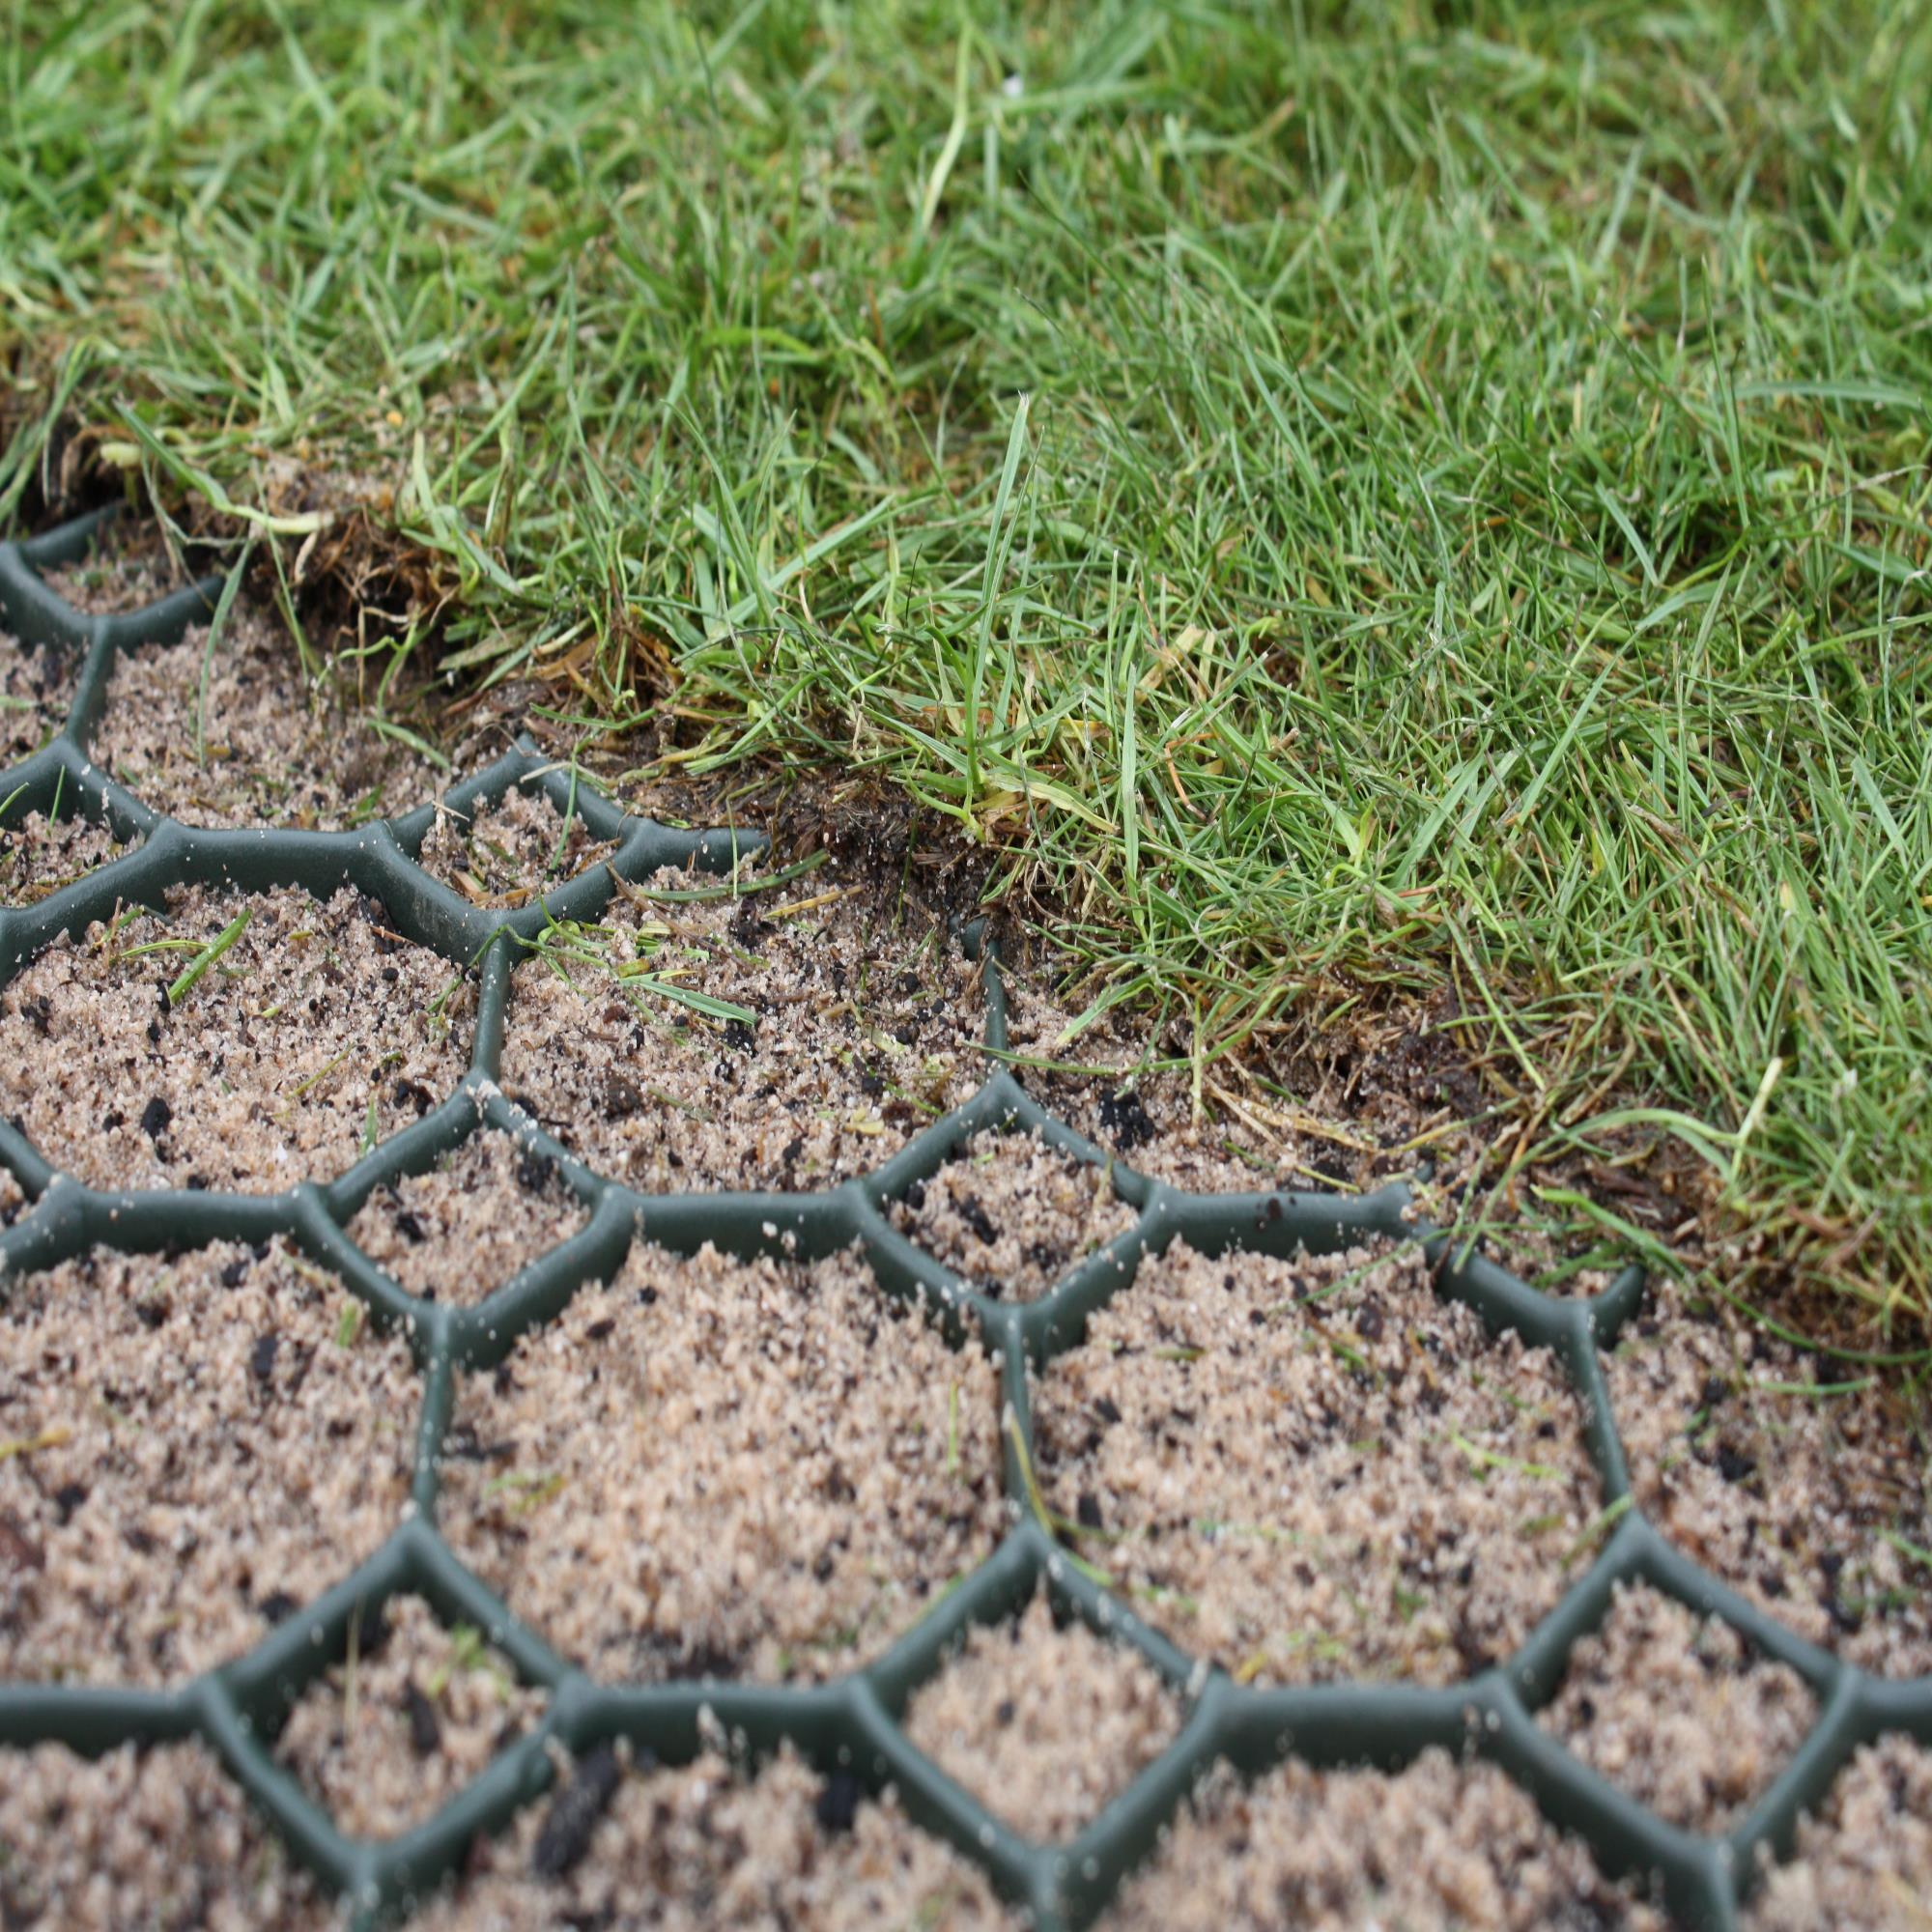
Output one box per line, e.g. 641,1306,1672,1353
415,781,617,908
407,1742,1016,1931
91,594,442,828
1537,1581,1816,1833
436,1240,1007,1683
35,519,196,614
1102,1749,1669,1931
1744,1733,1932,1931
889,1128,1138,1300
1031,1236,1601,1685
0,627,75,766
0,808,129,908
0,1238,417,1684
497,867,981,1192
273,1593,547,1842
344,1127,591,1304
0,1737,336,1931
0,883,473,1193
1605,1273,1932,1674
901,1590,1182,1843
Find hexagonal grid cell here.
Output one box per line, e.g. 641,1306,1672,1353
6,507,1932,1932
434,1239,1009,1685
0,1238,417,1685
341,1126,592,1305
1030,1234,1603,1686
0,883,474,1193
272,1593,548,1842
889,1126,1138,1300
0,629,78,768
497,874,982,1190
0,808,129,909
32,517,199,614
1537,1580,1818,1835
415,780,617,908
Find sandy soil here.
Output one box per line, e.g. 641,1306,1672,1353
1606,1272,1932,1676
0,1739,337,1931
275,1593,547,1841
92,597,442,830
902,1591,1181,1842
0,1163,23,1228
409,1742,1013,1931
436,1240,1008,1684
1103,1748,1669,1931
1747,1732,1932,1930
0,810,128,908
1,628,75,766
39,523,194,614
1031,1236,1601,1686
345,1128,589,1304
416,782,616,908
889,1127,1138,1300
1539,1581,1816,1833
0,1238,416,1685
498,870,982,1191
0,883,473,1193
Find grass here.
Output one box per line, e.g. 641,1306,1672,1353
2,2,1931,1349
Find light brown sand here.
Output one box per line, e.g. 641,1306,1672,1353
40,524,191,614
0,1238,416,1685
275,1593,547,1841
0,810,128,907
416,783,616,908
1102,1748,1669,1931
0,1163,23,1228
1031,1237,1601,1686
1746,1733,1932,1931
499,872,981,1191
889,1128,1138,1301
344,1128,589,1304
410,1743,1013,1932
1539,1581,1816,1833
1,628,74,766
437,1240,1007,1683
1606,1273,1932,1676
902,1592,1181,1842
92,598,441,830
0,1739,338,1931
0,883,473,1193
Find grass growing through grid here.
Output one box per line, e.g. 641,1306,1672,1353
2,2,1930,1349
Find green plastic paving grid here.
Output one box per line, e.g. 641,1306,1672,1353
2,507,1929,1931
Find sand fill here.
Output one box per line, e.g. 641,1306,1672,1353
0,810,128,908
1746,1732,1932,1930
1539,1581,1816,1833
1102,1748,1669,1931
499,873,981,1191
1,629,74,766
416,782,616,908
38,524,193,614
902,1591,1181,1842
890,1128,1138,1300
1032,1237,1601,1686
274,1593,547,1841
409,1742,1013,1931
0,1738,336,1931
0,1164,24,1228
0,883,473,1193
345,1128,589,1304
0,1238,416,1685
437,1240,1007,1684
1606,1273,1932,1675
91,598,442,829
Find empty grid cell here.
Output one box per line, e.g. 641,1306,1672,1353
416,781,617,908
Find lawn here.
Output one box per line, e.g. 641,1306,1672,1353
4,0,1930,1357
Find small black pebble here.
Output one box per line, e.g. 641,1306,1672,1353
401,1681,442,1757
394,1208,428,1244
903,1177,926,1213
515,1149,555,1193
584,1318,615,1342
957,1192,998,1246
1097,1086,1155,1151
994,1699,1017,1726
815,1770,861,1835
258,1590,299,1624
139,1095,173,1141
1094,1396,1122,1425
52,1482,88,1524
249,1332,280,1382
218,1257,251,1289
531,1745,624,1878
1077,1491,1105,1530
1716,1444,1757,1485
